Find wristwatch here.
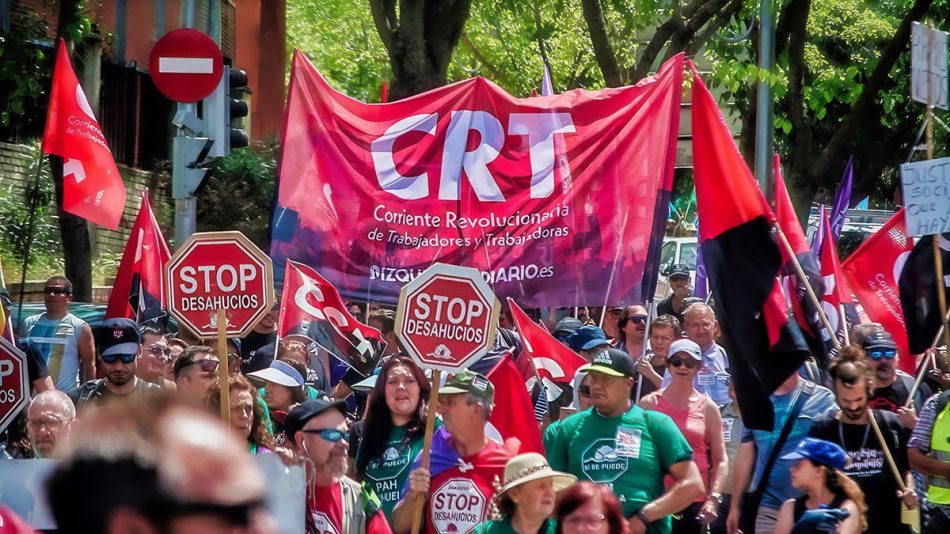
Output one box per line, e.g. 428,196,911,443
709,492,723,505
636,510,652,528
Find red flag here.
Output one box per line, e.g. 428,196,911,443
507,298,586,386
842,210,914,372
105,193,170,320
691,65,809,430
774,155,810,260
817,208,852,345
486,354,544,454
279,260,385,376
42,39,126,229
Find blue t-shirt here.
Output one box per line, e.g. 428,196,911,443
741,379,835,510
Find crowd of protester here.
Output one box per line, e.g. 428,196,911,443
3,269,950,534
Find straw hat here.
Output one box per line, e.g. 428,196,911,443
497,453,576,497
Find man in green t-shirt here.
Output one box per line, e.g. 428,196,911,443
546,348,705,534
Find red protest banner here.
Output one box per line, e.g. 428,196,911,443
271,51,683,308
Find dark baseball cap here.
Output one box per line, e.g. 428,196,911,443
568,326,608,351
440,370,494,404
96,318,142,357
552,317,584,338
666,264,691,279
781,437,847,469
284,398,348,444
862,330,897,353
580,348,637,378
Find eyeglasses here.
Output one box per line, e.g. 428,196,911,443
145,497,265,528
148,346,172,361
578,385,591,397
43,287,69,296
182,358,219,373
27,415,69,431
668,356,700,369
563,513,606,528
101,353,136,364
300,428,346,442
869,350,897,360
629,315,648,324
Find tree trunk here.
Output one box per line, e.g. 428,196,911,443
580,0,623,86
54,0,93,301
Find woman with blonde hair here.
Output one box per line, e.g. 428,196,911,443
775,438,867,534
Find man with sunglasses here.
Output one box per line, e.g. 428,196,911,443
136,324,175,389
657,264,692,323
862,331,930,426
22,276,96,391
547,348,705,534
286,398,392,534
68,318,157,410
174,346,221,405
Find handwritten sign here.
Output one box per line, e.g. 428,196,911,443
900,157,950,235
911,22,949,110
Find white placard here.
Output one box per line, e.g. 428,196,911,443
911,22,949,110
900,157,950,236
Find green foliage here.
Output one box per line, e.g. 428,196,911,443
196,145,278,248
0,15,52,131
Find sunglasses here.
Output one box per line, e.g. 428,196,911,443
145,498,265,528
43,287,69,295
101,353,136,364
300,428,346,442
629,315,648,324
869,350,897,360
182,358,220,373
578,385,591,397
668,356,700,369
148,346,172,358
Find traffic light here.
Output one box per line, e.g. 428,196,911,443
203,65,250,158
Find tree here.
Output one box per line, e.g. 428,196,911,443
368,0,475,99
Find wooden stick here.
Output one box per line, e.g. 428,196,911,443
599,213,629,329
410,368,442,534
838,304,850,346
903,307,950,408
774,226,842,349
933,237,950,352
867,409,906,491
634,300,654,403
217,309,230,425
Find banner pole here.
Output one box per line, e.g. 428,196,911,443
774,226,841,350
868,409,920,532
410,368,442,534
634,300,654,403
217,309,230,425
16,153,44,326
932,233,950,355
599,213,630,329
904,307,950,408
838,304,850,346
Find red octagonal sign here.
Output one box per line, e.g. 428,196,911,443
149,29,224,103
166,231,275,338
395,263,500,372
0,337,29,435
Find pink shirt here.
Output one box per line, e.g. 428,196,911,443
643,392,709,502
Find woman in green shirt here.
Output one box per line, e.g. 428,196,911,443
354,356,431,521
475,452,576,534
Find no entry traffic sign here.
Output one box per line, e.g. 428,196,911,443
166,231,274,338
0,337,29,435
395,263,500,372
149,29,224,103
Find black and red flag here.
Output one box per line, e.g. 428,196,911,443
691,67,810,430
105,193,170,321
817,208,857,350
899,233,950,355
774,156,830,362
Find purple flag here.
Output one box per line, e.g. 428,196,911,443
810,205,827,258
829,156,854,243
695,224,708,299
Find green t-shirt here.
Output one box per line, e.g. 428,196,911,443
546,406,693,534
362,424,426,521
542,420,560,453
474,517,556,534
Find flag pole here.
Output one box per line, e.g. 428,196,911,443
599,213,629,329
838,303,850,345
16,153,45,326
634,300,654,403
868,409,920,531
774,225,841,350
904,306,950,408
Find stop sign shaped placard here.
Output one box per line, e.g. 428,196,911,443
166,231,274,338
396,263,500,372
0,337,29,435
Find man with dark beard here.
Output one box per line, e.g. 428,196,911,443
68,319,157,410
860,330,930,429
809,347,918,534
286,399,392,534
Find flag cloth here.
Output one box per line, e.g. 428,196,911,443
279,260,385,376
105,193,170,321
818,208,852,347
508,298,586,389
486,354,545,454
841,209,914,372
829,156,854,242
691,67,810,430
271,50,683,308
42,39,126,229
899,233,950,355
774,156,827,360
